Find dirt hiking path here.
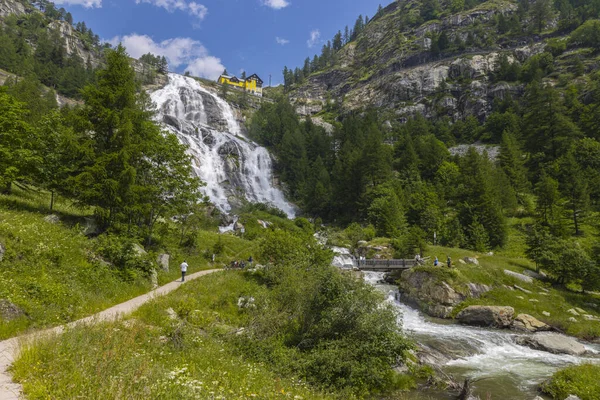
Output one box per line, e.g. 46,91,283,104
0,269,220,400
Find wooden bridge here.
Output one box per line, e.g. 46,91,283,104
356,258,421,271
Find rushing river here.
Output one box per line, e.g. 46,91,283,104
363,271,600,399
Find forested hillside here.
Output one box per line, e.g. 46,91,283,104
249,0,600,291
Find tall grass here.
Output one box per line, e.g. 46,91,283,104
12,272,332,399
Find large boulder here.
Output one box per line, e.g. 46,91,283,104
516,332,586,356
512,314,550,332
457,306,514,328
399,270,465,307
504,269,534,283
157,253,170,272
467,283,492,298
132,243,147,257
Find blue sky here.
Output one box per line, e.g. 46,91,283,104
52,0,391,84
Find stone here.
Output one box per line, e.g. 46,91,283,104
467,283,492,298
257,219,272,229
522,269,547,280
529,299,539,303
157,253,170,272
426,304,454,319
0,299,25,321
233,221,245,232
150,268,158,289
44,214,61,224
514,285,532,294
166,307,178,320
399,270,465,307
516,296,525,300
132,243,147,257
457,306,514,328
564,395,582,400
504,270,534,283
542,311,551,317
567,309,580,316
575,307,586,314
463,257,479,265
512,314,550,332
0,241,4,262
82,217,100,236
458,259,466,264
583,314,600,321
568,317,577,323
516,332,586,356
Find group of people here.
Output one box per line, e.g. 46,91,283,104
228,256,253,270
433,255,452,268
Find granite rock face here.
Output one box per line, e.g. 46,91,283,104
456,305,515,328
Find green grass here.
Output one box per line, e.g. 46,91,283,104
420,245,600,339
12,271,332,399
541,364,600,400
0,187,257,339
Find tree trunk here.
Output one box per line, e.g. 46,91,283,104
50,191,55,211
573,206,579,236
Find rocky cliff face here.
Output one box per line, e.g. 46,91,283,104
289,0,549,122
0,0,26,18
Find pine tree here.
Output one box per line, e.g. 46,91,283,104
498,131,529,196
530,0,553,33
303,57,311,77
343,25,350,44
332,31,343,51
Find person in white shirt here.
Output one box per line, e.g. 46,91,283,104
180,260,188,282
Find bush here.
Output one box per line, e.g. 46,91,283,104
542,364,600,400
569,20,600,49
94,234,154,280
244,230,413,396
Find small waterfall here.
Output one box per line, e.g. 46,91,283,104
151,74,295,217
363,271,600,398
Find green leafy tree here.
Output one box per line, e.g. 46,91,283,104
538,239,593,285
0,90,36,193
569,19,600,49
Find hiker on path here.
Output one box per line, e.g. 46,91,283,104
447,255,452,268
180,260,188,282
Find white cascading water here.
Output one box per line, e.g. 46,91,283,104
151,73,295,217
362,271,600,399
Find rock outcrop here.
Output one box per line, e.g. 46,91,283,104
398,269,465,318
512,314,550,332
516,332,586,356
456,305,514,328
504,270,534,283
157,253,170,272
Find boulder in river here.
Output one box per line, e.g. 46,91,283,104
516,332,586,356
457,305,514,328
399,269,465,307
512,314,550,332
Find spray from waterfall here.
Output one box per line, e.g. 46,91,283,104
151,74,295,217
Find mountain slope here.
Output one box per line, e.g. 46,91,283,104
289,0,589,122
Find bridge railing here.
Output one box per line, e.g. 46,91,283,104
358,259,418,269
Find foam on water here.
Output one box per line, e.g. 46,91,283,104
151,74,295,217
363,271,600,396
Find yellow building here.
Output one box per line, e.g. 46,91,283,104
218,73,264,97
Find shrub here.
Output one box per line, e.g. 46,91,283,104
542,364,600,400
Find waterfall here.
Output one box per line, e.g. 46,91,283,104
151,73,295,217
363,272,600,399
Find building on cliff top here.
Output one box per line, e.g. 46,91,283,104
218,73,263,97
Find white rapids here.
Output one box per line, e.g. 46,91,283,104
151,73,295,217
363,271,600,398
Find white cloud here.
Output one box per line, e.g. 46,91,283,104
307,29,320,48
261,0,289,9
135,0,208,21
186,56,227,80
275,37,289,45
52,0,102,7
109,34,225,80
